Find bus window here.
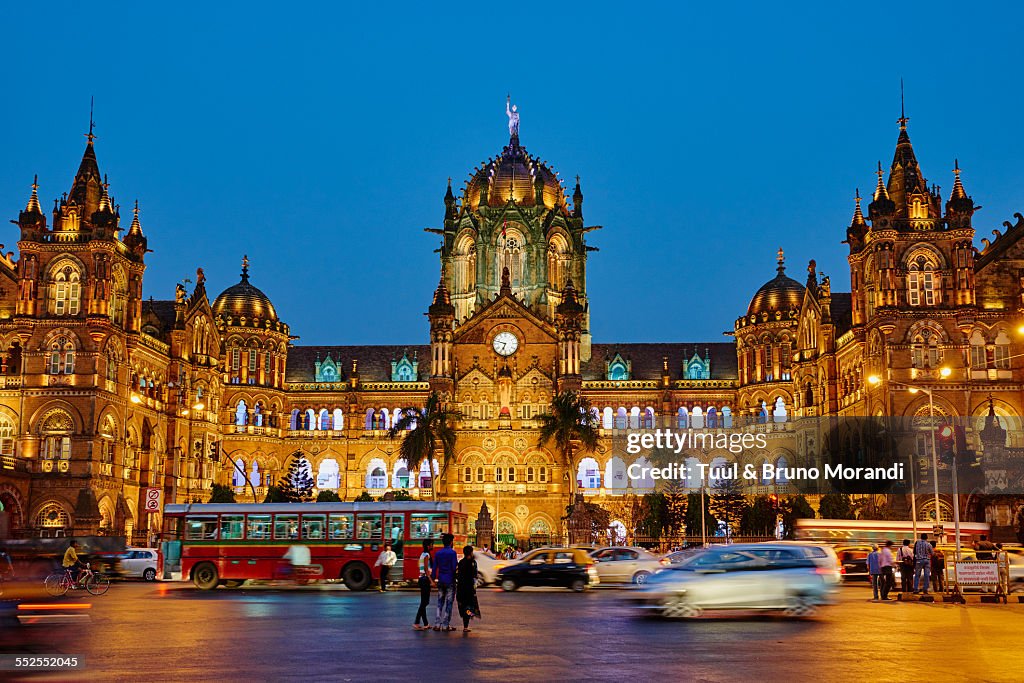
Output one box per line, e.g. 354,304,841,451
453,515,466,537
302,514,326,540
221,515,245,540
274,514,299,540
410,513,447,539
385,513,404,558
248,514,271,540
329,513,354,540
186,516,218,540
356,514,382,539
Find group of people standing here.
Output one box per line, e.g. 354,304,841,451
866,533,945,600
413,533,481,632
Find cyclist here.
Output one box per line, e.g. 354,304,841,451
62,540,86,585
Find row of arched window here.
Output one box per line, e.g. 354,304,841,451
593,406,737,430
575,455,792,490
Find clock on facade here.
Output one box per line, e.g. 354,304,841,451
492,331,519,356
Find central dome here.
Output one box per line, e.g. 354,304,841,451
463,141,567,211
213,260,279,323
747,254,805,317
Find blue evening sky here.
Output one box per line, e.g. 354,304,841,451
2,2,1022,345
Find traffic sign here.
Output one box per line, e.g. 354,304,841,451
143,487,162,513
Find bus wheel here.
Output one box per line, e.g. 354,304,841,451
342,562,371,591
223,580,244,588
193,563,219,590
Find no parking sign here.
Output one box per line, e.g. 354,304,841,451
143,487,163,513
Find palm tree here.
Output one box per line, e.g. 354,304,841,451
538,390,601,498
388,391,461,500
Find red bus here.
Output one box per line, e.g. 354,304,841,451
794,518,990,546
162,501,468,591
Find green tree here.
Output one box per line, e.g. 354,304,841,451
780,495,815,539
635,493,669,538
740,495,777,537
353,491,375,502
277,452,314,502
388,391,462,499
662,479,688,535
709,477,747,537
315,490,342,503
684,492,716,537
538,390,600,497
564,498,611,544
263,485,287,503
818,492,855,519
208,483,236,504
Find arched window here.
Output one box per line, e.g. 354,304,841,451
706,407,718,428
907,258,936,307
614,407,627,430
393,460,410,489
418,459,436,489
0,413,14,458
628,407,640,429
498,232,525,287
305,408,316,430
289,409,300,430
969,330,986,369
576,457,601,490
232,458,247,487
36,503,69,529
691,406,704,429
994,331,1011,369
722,406,733,428
317,459,340,489
110,265,128,326
319,409,330,431
332,408,344,431
253,402,264,427
40,410,73,461
366,459,387,489
602,407,613,429
677,407,689,429
642,407,655,429
50,265,82,316
911,331,941,369
235,400,248,426
249,460,261,487
48,336,75,375
772,397,788,422
775,456,789,484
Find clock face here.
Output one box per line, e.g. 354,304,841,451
492,331,519,356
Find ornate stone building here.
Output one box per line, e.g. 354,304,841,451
1,107,1023,545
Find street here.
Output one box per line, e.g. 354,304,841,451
3,581,1023,681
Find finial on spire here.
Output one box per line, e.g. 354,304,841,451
873,161,889,201
85,96,96,143
897,78,908,130
241,254,250,280
777,247,785,274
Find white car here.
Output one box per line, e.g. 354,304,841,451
590,546,668,584
473,551,504,586
120,548,160,581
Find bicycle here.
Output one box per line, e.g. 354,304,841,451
44,563,111,597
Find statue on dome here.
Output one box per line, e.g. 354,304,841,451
506,95,519,138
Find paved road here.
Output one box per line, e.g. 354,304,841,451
4,582,1023,681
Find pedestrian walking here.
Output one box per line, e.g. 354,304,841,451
375,542,397,592
413,540,434,630
930,541,945,593
879,540,896,600
456,545,481,633
897,539,914,593
913,533,933,594
866,545,881,600
432,533,459,631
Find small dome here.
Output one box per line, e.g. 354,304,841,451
747,252,804,317
213,259,279,322
463,141,566,211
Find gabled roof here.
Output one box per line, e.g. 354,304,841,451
287,345,430,383
828,294,853,336
582,343,737,381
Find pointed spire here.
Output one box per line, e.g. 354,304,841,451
241,254,250,282
851,188,866,226
98,174,111,212
122,200,148,256
873,161,889,201
950,159,967,199
126,200,143,236
25,175,42,214
776,247,786,276
557,277,585,316
897,78,908,131
429,266,454,317
572,174,583,218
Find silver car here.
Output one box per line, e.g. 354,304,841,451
589,547,668,584
628,543,840,618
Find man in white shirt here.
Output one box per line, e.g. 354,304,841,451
282,544,311,582
878,540,896,600
375,542,398,592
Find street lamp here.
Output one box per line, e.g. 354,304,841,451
867,367,951,539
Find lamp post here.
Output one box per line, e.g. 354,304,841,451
868,367,951,538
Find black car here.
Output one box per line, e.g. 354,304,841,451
498,548,598,592
835,547,870,582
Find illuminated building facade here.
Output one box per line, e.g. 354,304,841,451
1,109,1023,545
